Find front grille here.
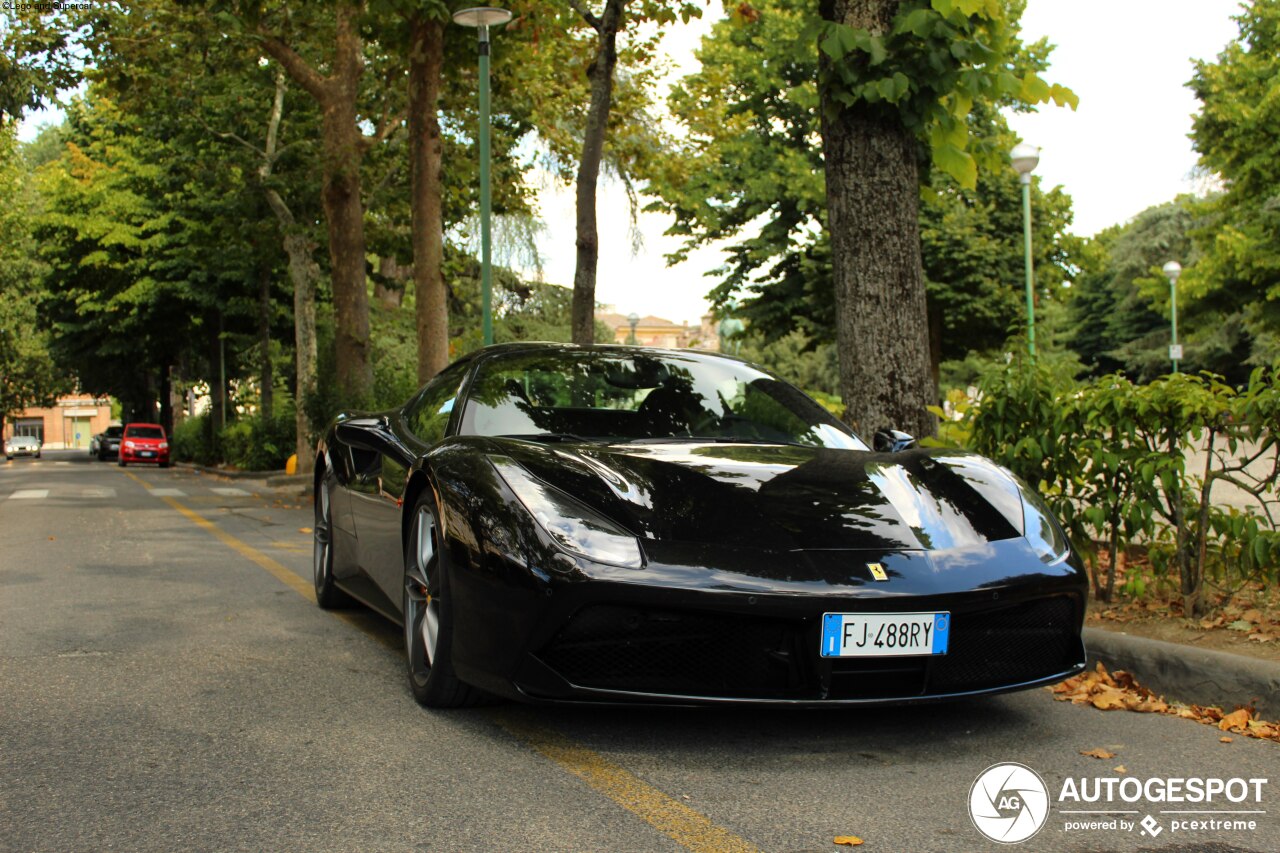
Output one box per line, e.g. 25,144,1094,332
536,597,1079,701
929,596,1079,692
537,605,810,698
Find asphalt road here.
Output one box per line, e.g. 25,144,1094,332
2,450,1276,853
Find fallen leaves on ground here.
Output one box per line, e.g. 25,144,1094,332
1079,747,1116,759
1220,736,1234,743
1114,765,1127,774
833,838,864,847
1052,662,1280,744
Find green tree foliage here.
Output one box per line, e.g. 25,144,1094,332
0,8,85,120
33,92,289,422
1068,199,1196,381
1185,0,1280,370
0,121,61,425
647,0,1079,375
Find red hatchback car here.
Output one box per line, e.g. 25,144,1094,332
118,423,170,468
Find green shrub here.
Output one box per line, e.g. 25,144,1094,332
960,358,1280,613
218,404,296,471
171,414,215,465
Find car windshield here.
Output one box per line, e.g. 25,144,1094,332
460,350,867,449
104,427,123,438
125,426,164,439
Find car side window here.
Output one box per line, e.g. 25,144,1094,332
405,363,467,445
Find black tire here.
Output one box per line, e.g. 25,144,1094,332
118,458,126,467
312,475,353,609
159,461,169,469
403,490,484,708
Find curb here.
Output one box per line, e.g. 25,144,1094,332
1084,627,1280,718
174,461,283,480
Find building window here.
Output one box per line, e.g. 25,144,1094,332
14,419,43,442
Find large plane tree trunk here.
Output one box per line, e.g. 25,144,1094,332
819,0,937,439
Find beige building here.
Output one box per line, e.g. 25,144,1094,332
3,395,114,450
596,310,720,351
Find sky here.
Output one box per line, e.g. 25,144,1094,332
18,1,1247,327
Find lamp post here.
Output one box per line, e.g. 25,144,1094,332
1163,260,1182,373
1011,142,1040,360
627,312,639,345
453,6,512,346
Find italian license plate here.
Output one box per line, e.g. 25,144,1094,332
820,612,950,658
141,451,154,457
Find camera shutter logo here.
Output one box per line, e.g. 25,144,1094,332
969,763,1051,844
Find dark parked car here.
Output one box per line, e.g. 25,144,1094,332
314,343,1087,708
90,425,124,460
5,434,42,460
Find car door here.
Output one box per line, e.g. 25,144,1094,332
349,361,471,612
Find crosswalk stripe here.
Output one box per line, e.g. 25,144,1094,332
148,488,186,497
10,490,49,499
82,487,117,498
210,487,250,497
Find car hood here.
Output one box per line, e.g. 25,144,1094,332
492,439,1027,553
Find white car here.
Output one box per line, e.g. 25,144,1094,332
5,435,42,460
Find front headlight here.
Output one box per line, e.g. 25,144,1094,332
1014,478,1071,565
492,457,643,569
124,441,136,449
159,442,169,450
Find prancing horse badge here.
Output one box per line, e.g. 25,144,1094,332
867,562,888,581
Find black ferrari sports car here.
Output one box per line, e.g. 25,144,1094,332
314,343,1087,707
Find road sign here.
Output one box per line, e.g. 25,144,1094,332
1169,344,1183,360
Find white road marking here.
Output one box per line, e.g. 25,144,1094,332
10,490,49,499
148,488,186,497
54,462,70,466
82,487,117,498
210,487,249,497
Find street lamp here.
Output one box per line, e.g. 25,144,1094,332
1011,142,1040,360
453,6,513,346
1163,260,1182,373
627,312,639,345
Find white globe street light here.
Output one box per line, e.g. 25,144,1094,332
1163,260,1183,373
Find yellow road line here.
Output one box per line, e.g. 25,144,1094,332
493,713,760,853
121,469,313,599
126,468,757,852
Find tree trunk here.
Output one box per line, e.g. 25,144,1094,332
258,265,274,419
320,109,372,405
256,67,318,475
261,3,373,408
819,0,937,439
285,229,319,475
570,0,627,345
409,15,449,382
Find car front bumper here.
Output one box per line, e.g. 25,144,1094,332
446,537,1089,706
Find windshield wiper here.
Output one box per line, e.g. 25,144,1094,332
500,433,600,444
629,436,806,447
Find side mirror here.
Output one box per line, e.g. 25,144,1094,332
873,429,917,453
335,416,391,453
